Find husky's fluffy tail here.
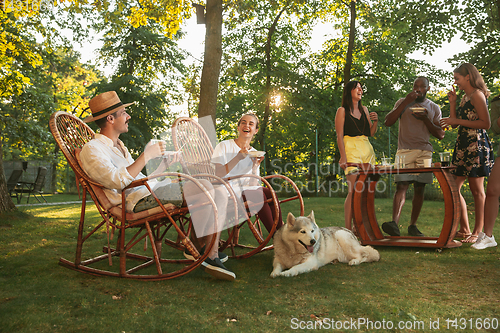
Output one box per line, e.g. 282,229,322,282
343,227,380,262
362,245,380,262
336,229,380,265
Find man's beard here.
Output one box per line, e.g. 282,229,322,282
415,95,425,103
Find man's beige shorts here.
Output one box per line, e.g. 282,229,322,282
394,149,433,183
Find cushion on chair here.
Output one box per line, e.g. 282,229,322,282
109,203,179,222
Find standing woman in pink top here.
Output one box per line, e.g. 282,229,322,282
335,81,379,230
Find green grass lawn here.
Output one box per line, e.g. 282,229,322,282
1,197,499,332
15,193,88,205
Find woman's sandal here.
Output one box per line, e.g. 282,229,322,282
462,234,478,243
455,231,472,239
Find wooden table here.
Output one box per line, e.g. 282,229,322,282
351,165,462,248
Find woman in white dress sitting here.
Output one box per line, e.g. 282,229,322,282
211,113,283,233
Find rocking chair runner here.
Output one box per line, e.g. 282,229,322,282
171,117,304,259
49,111,219,280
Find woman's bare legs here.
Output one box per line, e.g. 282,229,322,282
467,176,486,240
455,175,485,243
454,176,471,237
483,159,500,237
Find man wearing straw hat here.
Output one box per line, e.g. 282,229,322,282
79,91,235,280
383,77,445,237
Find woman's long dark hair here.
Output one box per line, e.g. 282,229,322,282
341,81,363,114
492,94,500,103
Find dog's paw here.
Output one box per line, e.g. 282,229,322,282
270,263,283,278
270,271,281,278
281,269,299,277
348,258,361,266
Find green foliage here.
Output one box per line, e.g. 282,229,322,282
1,0,192,202
181,64,202,118
86,5,187,156
1,46,103,162
218,1,337,181
361,0,460,54
60,0,192,38
2,0,498,198
449,0,499,85
215,0,462,188
0,11,42,98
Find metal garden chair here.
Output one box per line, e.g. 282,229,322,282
171,117,304,259
7,169,23,203
16,166,48,204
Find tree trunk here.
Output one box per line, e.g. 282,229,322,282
198,0,223,143
51,145,59,194
51,83,58,194
344,0,356,85
0,133,17,213
256,7,287,173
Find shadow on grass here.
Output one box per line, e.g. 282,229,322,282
1,198,499,333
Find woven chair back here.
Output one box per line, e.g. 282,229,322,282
49,112,95,182
172,117,216,176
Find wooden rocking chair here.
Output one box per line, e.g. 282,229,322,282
49,111,219,280
171,117,304,259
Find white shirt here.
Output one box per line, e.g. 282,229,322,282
211,139,261,196
80,134,157,212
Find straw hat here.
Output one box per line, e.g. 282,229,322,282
84,91,134,123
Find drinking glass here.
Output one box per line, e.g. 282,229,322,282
395,155,405,169
439,152,451,167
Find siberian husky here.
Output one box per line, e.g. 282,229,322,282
270,211,380,277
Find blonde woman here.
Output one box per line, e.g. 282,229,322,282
440,63,494,243
335,81,378,230
472,93,500,249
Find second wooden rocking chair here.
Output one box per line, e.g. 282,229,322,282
172,117,304,259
